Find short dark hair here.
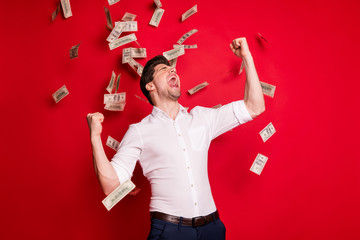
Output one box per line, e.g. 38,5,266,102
140,55,170,105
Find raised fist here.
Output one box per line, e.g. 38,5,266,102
229,37,251,58
86,112,104,137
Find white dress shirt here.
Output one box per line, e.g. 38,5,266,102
110,100,252,218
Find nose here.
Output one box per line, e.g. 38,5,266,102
170,67,176,73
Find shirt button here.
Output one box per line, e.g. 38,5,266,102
178,134,181,136
183,149,186,151
187,166,190,170
191,184,194,187
194,202,197,206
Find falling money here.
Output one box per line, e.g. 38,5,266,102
260,81,276,98
122,12,137,21
102,180,136,211
52,85,69,103
258,32,269,44
106,135,120,151
104,6,113,30
106,71,116,94
107,0,121,6
177,29,198,45
181,5,197,22
105,102,126,111
104,93,126,104
250,154,268,175
154,0,162,8
109,33,137,50
51,2,61,22
107,23,126,42
259,122,276,142
188,81,209,95
163,45,185,60
60,0,72,18
169,58,177,68
149,8,165,27
69,43,80,59
173,44,198,49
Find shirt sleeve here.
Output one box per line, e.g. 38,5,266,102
198,100,253,140
110,124,143,184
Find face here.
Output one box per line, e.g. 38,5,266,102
147,63,181,103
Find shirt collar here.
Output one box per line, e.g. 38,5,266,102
151,104,188,121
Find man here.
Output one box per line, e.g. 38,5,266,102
87,37,265,240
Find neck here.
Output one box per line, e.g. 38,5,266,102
154,100,180,120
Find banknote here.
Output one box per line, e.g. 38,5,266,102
104,102,126,111
69,43,80,59
177,29,198,45
109,33,137,50
106,135,120,151
115,73,121,93
115,21,138,32
107,0,121,6
259,122,276,142
106,71,116,94
137,65,143,77
107,23,126,42
239,61,244,74
134,94,149,103
104,92,126,104
181,5,197,22
102,180,135,211
212,104,222,109
104,6,113,30
173,44,198,49
260,81,276,98
122,48,131,63
131,48,147,58
154,0,162,8
163,45,185,60
122,12,137,21
169,58,177,68
51,2,61,22
258,32,269,44
60,0,72,18
52,85,69,103
149,8,165,27
128,187,141,196
188,81,209,95
250,153,268,175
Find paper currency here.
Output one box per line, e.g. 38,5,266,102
102,180,135,211
52,85,69,103
250,154,268,175
104,6,113,30
104,92,126,104
122,12,137,21
181,5,197,22
173,44,198,49
163,46,185,61
60,0,72,18
149,8,165,27
109,33,137,50
69,43,80,59
127,58,144,77
128,187,142,196
51,2,61,22
106,135,120,151
104,102,126,111
107,0,121,6
137,65,143,77
258,32,269,44
154,0,162,8
122,48,131,63
106,71,116,94
212,104,222,109
259,122,276,142
107,23,126,42
169,58,177,68
239,61,244,75
177,29,198,45
115,21,138,32
135,94,149,103
115,74,121,93
260,81,276,98
131,48,147,58
188,81,209,95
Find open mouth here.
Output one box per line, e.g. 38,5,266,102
168,74,179,88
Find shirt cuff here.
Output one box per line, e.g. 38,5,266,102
233,100,253,124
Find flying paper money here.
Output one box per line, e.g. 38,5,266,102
163,45,185,60
188,82,209,95
104,93,126,104
122,48,131,63
104,102,126,111
173,44,198,49
181,5,197,22
115,74,121,93
106,135,120,151
51,2,61,22
109,33,137,50
260,81,276,98
258,32,269,44
250,153,268,175
106,71,116,94
259,122,276,142
135,94,149,104
69,43,80,59
102,180,135,211
107,0,121,6
52,85,69,103
122,12,137,21
60,0,72,18
107,23,126,42
177,29,198,45
154,0,162,8
130,48,147,58
149,8,165,27
169,58,177,68
104,6,113,30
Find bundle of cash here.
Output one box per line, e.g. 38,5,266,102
250,154,268,175
260,81,276,98
109,33,137,50
177,29,198,45
188,81,209,95
52,85,69,103
163,45,185,61
104,6,113,30
259,122,276,142
106,135,120,151
102,180,136,211
122,12,137,22
149,8,165,27
60,0,72,18
181,5,197,22
51,3,61,22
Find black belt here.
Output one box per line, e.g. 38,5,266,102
150,210,219,227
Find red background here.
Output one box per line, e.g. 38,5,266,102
1,0,360,239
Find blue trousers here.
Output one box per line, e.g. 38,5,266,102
147,217,226,240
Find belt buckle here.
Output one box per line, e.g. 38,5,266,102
192,216,207,227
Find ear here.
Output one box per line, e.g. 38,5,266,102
146,82,155,91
